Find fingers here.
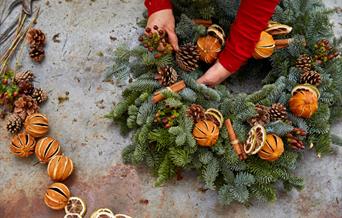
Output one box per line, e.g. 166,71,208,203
197,76,213,87
165,29,179,51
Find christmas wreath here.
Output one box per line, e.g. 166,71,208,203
106,0,342,204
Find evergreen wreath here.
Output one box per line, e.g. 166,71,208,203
106,0,342,205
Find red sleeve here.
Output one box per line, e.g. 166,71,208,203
219,0,280,73
145,0,173,17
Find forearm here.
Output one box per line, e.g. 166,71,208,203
144,0,173,17
219,0,280,73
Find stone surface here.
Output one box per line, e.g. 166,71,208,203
0,0,341,218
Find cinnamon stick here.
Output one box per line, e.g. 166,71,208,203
225,118,247,160
152,80,186,104
275,38,293,49
192,19,213,27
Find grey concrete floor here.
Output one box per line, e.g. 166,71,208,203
0,0,341,218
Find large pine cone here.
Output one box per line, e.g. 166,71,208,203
269,103,288,121
13,95,39,120
27,28,46,47
31,88,48,104
300,70,321,86
186,104,205,123
176,43,200,72
6,113,23,134
29,45,45,63
296,54,313,71
14,70,35,84
248,104,270,126
18,80,34,95
155,66,178,86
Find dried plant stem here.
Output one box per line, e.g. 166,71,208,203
0,8,40,75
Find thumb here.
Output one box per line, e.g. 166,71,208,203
166,29,179,51
197,75,212,87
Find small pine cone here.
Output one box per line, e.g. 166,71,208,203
248,104,270,126
29,45,45,63
176,43,200,72
186,104,206,123
14,70,35,84
27,28,46,47
269,103,288,121
205,113,221,127
13,95,39,121
155,66,178,86
296,54,313,71
31,88,48,104
6,113,23,134
300,70,321,86
18,80,34,95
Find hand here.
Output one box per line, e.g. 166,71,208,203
146,9,179,51
197,61,232,87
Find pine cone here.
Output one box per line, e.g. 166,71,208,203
286,133,305,150
248,104,270,126
296,54,313,71
27,28,46,47
300,70,321,86
155,66,178,86
13,95,39,120
176,43,200,72
6,113,23,134
14,70,35,84
186,104,205,123
269,103,288,121
29,45,45,63
31,88,48,104
18,80,34,95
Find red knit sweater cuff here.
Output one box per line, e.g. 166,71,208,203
145,0,173,17
218,50,244,73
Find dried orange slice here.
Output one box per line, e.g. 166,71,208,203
90,208,115,218
114,214,133,218
64,213,82,218
291,84,320,99
244,124,267,155
205,108,224,128
65,197,86,216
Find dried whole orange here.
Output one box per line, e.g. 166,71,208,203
289,84,319,119
197,35,222,64
10,132,36,158
36,136,61,163
193,120,219,147
47,155,74,181
44,182,70,210
258,133,284,161
24,113,49,138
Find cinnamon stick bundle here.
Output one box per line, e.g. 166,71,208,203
192,19,213,27
152,80,186,104
225,118,247,160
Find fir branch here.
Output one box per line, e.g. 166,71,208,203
156,154,176,186
202,157,220,190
